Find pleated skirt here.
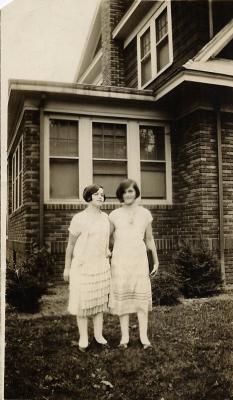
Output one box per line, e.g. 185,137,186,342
68,256,112,317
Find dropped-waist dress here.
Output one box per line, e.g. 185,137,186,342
109,206,153,316
67,210,112,317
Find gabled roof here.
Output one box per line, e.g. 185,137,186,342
112,0,153,41
74,0,102,82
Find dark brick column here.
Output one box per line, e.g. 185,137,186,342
101,0,128,87
172,109,219,255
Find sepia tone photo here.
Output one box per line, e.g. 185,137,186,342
1,0,233,399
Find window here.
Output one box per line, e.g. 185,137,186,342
93,122,127,198
137,4,173,88
12,137,23,212
140,28,152,86
49,119,79,199
45,116,171,204
156,9,169,72
140,126,166,199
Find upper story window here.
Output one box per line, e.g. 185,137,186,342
12,137,23,212
156,9,169,72
140,28,152,86
137,3,173,88
49,119,79,199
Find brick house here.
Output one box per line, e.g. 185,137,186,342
7,0,233,283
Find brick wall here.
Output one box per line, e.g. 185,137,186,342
7,110,40,264
173,110,219,242
222,112,233,283
101,0,128,87
7,107,233,284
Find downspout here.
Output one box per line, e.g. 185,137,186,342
39,95,46,247
208,0,214,39
216,103,225,284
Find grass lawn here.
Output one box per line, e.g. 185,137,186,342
5,296,233,400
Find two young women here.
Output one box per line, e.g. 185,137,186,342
63,179,159,352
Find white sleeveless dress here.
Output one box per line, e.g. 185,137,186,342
67,210,112,317
109,206,153,315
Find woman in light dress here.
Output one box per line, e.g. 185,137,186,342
109,179,159,349
63,184,111,352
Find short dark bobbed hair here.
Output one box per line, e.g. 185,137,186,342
116,179,140,203
83,184,106,203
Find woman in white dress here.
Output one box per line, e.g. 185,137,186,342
63,184,111,352
109,179,159,349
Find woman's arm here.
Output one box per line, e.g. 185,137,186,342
63,233,79,282
145,223,159,277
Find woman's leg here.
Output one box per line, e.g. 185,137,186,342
119,314,129,344
93,312,107,344
77,316,88,348
137,310,151,346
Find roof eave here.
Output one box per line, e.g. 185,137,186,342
8,79,155,103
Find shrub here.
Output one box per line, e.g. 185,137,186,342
152,269,182,306
6,242,55,313
173,240,223,298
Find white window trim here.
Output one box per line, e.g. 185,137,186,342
92,120,128,199
44,115,172,205
44,115,81,203
137,1,173,89
138,121,172,204
11,137,23,213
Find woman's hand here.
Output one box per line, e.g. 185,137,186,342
150,261,159,278
63,268,70,282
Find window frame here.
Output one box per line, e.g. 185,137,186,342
139,123,170,201
11,136,23,213
137,2,173,89
44,114,172,205
92,120,128,200
44,115,80,202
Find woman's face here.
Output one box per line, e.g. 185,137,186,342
91,187,105,207
123,184,136,205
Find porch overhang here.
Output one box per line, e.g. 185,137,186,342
8,79,170,154
154,68,233,102
8,79,155,102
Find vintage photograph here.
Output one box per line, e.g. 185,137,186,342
1,0,233,399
